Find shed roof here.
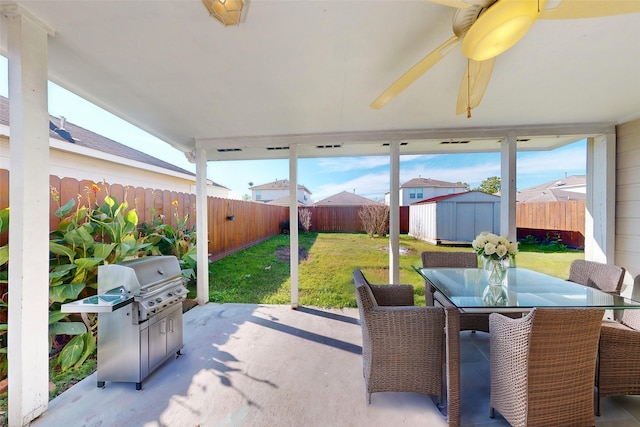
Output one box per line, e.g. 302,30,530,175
412,190,500,205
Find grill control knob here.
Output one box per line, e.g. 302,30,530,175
167,292,174,297
155,298,162,303
148,301,155,306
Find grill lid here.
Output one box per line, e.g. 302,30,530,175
98,256,182,294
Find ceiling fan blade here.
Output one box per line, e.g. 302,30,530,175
425,0,472,8
370,35,460,109
456,58,495,117
540,0,640,19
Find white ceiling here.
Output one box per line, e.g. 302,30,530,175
2,1,639,161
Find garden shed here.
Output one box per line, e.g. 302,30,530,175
409,191,501,245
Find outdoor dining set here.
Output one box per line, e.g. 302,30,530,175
352,252,640,427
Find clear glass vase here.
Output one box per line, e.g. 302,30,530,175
482,284,508,306
482,256,509,286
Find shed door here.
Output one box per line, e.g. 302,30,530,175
455,203,475,241
473,203,496,236
455,202,495,241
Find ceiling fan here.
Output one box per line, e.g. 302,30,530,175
370,0,640,118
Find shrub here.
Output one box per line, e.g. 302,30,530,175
358,204,389,238
298,208,312,234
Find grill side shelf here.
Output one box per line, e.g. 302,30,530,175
61,294,134,313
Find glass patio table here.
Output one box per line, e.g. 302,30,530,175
412,266,640,427
414,266,640,313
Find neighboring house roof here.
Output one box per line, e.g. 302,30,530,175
401,177,467,189
517,175,586,203
250,179,312,194
266,196,304,206
412,191,500,205
315,191,380,206
0,95,228,189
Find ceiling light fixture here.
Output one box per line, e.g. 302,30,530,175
202,0,244,26
461,0,546,61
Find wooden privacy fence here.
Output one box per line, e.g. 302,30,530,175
516,200,586,248
0,171,289,259
1,169,586,253
303,206,409,233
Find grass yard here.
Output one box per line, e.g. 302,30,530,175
207,232,584,307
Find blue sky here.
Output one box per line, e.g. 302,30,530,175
1,55,586,201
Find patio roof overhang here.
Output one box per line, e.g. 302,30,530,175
1,2,639,426
2,1,639,158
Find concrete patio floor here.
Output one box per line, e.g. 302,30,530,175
31,303,640,427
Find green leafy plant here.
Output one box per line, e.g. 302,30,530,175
138,200,198,284
48,183,149,371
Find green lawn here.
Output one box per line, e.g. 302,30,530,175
207,232,584,307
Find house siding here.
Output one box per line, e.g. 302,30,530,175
615,117,640,289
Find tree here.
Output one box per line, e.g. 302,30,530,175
474,176,501,194
456,181,470,191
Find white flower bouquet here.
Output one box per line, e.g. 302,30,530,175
471,231,519,262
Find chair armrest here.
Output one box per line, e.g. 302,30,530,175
369,284,415,306
366,305,444,345
489,312,533,363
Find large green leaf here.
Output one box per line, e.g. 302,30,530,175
64,229,86,247
49,241,77,260
49,283,85,303
49,263,77,280
0,207,8,233
0,245,7,267
54,198,75,218
49,321,87,336
92,243,115,259
71,268,87,285
74,332,97,369
119,234,138,255
57,334,86,371
76,224,96,246
74,257,103,270
125,209,138,226
49,311,67,324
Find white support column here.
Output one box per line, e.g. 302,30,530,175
289,144,299,308
585,134,616,263
4,6,51,425
500,134,517,242
389,141,400,284
195,148,209,304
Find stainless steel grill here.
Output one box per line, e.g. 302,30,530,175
62,256,188,390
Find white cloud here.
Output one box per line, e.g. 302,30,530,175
316,156,389,172
517,146,586,174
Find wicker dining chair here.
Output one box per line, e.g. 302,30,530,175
421,251,513,333
568,259,625,294
596,276,640,416
352,268,445,405
489,307,604,427
421,251,478,305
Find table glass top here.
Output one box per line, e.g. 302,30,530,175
415,267,640,311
